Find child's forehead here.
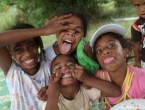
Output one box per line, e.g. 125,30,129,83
51,55,76,67
131,0,144,3
95,34,119,46
9,39,35,49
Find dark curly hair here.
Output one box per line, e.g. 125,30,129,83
8,23,45,61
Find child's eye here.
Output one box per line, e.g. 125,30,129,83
55,67,61,71
74,30,80,34
28,43,37,49
109,44,115,48
15,48,23,53
134,4,140,8
96,48,103,54
67,63,75,68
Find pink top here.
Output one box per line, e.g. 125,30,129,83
95,65,145,110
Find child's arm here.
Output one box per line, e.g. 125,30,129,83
45,72,62,110
0,47,12,75
74,65,121,97
0,14,73,47
133,41,141,68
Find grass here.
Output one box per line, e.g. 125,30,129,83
0,7,18,32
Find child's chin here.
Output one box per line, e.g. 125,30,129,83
141,15,145,19
60,77,78,86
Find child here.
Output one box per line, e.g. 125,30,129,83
44,10,92,62
43,54,121,110
90,24,145,110
0,13,73,110
131,0,145,69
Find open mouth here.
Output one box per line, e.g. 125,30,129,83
62,73,72,79
23,58,36,66
61,68,73,79
141,13,145,17
24,59,34,64
62,40,73,53
103,57,114,64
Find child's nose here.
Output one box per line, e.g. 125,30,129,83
140,5,145,11
67,30,75,37
103,50,110,56
61,67,69,73
24,49,32,57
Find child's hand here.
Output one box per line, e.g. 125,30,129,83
83,41,94,59
46,71,63,98
42,13,74,35
37,86,48,101
73,64,90,82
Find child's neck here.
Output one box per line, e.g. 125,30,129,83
108,64,127,88
53,43,61,55
22,62,40,76
61,83,80,100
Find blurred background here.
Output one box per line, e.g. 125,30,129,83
0,0,137,47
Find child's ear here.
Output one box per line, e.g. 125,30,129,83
124,48,130,58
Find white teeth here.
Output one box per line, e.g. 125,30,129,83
64,40,72,43
24,59,34,64
62,74,72,78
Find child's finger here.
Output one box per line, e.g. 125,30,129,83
49,75,54,83
75,64,84,69
83,41,89,51
49,16,58,22
83,41,87,47
37,87,47,98
56,72,63,79
55,71,60,77
72,72,76,79
37,89,42,96
53,71,62,81
40,93,48,101
43,95,48,101
57,13,72,20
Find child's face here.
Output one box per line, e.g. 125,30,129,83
51,55,78,86
9,39,39,71
94,35,127,72
132,0,145,19
56,15,84,54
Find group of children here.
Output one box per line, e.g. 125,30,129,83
0,0,145,109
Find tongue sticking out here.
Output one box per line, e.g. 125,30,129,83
62,42,72,53
104,57,114,64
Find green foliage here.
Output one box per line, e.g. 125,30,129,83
0,0,136,27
